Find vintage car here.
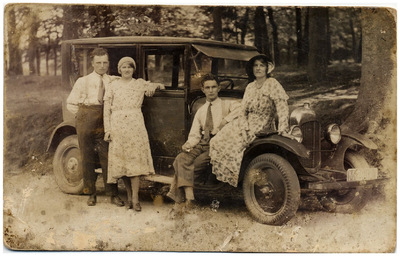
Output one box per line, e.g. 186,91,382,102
47,36,383,225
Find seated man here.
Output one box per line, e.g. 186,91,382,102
167,74,240,208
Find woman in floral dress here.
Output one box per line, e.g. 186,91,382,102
104,57,164,211
209,54,290,187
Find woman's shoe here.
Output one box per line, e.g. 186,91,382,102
133,203,142,212
125,201,133,210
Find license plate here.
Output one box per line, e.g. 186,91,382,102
347,168,378,182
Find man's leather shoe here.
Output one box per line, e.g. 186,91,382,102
87,194,97,206
111,196,125,207
184,199,197,211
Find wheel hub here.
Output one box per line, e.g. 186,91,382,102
66,157,78,173
259,182,276,199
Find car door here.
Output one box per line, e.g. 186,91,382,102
139,45,187,175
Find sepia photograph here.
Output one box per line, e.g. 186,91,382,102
3,2,397,252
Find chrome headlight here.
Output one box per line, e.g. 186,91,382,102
326,124,341,144
289,125,303,143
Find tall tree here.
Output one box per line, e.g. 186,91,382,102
295,7,305,66
254,7,270,57
5,5,23,76
303,8,310,65
238,7,250,45
26,7,41,75
62,5,85,40
307,7,329,85
342,8,396,134
267,7,280,65
213,7,223,41
41,7,63,75
349,8,362,62
326,9,331,63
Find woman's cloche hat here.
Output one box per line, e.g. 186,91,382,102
118,56,136,70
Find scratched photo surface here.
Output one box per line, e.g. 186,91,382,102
3,4,396,252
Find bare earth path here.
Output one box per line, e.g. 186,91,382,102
3,169,396,252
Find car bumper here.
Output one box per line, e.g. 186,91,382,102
304,178,387,191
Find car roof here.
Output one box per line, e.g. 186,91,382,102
62,36,257,51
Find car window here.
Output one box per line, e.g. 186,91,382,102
190,49,248,91
143,47,185,89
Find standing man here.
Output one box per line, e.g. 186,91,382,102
67,48,124,207
167,74,240,208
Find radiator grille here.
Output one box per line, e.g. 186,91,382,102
300,121,321,168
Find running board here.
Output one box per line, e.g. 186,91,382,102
143,174,174,184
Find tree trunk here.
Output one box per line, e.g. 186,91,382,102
213,7,223,41
62,5,82,40
27,8,40,75
45,48,50,76
326,9,331,64
342,8,396,135
53,44,58,76
254,7,270,58
303,8,310,65
356,32,362,63
295,7,304,66
240,8,249,45
36,47,41,76
267,7,280,66
307,7,329,85
6,5,23,76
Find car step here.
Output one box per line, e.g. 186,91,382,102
143,174,174,184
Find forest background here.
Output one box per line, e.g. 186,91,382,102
4,4,396,171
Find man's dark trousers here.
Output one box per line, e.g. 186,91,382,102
76,105,118,196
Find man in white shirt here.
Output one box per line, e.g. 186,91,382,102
167,74,240,208
66,48,124,207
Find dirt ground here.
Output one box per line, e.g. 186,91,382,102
3,67,397,253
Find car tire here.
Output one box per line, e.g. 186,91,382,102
53,135,84,194
243,153,300,226
319,151,371,213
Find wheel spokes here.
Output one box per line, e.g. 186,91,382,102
251,167,286,214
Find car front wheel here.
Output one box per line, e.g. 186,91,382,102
243,153,300,226
53,135,84,194
319,151,371,213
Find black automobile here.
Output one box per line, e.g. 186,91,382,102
47,36,383,225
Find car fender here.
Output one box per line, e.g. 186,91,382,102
245,134,310,159
321,137,363,171
46,120,76,152
321,130,377,171
341,129,378,150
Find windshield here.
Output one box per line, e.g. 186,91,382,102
190,48,249,91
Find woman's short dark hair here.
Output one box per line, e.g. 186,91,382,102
201,73,219,87
246,54,272,82
90,48,109,60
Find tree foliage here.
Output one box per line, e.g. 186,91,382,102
4,4,366,78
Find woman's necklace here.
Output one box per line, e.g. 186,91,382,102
255,79,266,89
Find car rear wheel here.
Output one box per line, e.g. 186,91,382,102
53,135,84,194
243,153,300,225
319,151,371,213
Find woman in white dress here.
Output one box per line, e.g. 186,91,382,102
104,57,164,211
